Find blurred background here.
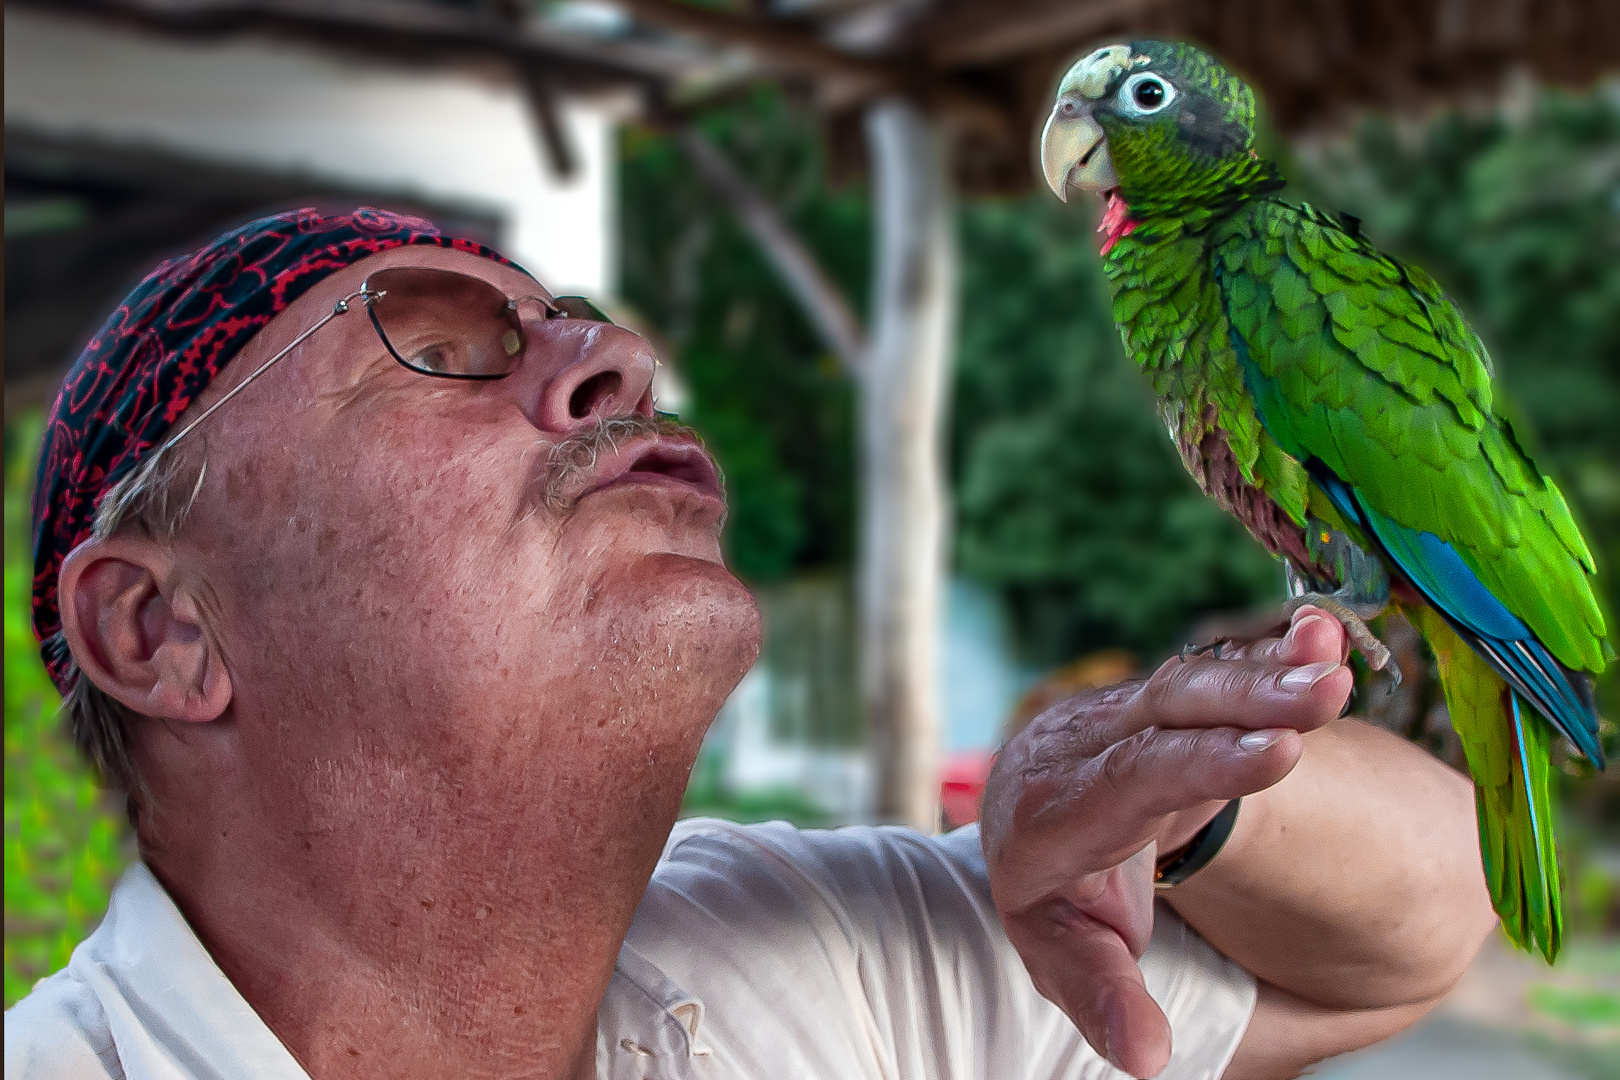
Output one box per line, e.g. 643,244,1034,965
5,0,1618,1073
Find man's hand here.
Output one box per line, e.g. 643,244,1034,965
978,608,1352,1078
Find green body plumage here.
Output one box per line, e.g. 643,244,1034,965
1043,40,1612,961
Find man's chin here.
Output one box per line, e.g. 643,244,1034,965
568,549,763,723
617,550,757,615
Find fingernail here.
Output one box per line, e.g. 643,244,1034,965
1285,612,1324,643
1240,729,1287,752
1281,660,1339,691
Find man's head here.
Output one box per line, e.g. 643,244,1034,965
35,209,760,872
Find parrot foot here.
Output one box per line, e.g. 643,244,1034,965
1281,593,1401,689
1181,638,1231,661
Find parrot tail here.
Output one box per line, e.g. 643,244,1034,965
1408,604,1563,962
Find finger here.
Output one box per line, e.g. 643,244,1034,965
1017,645,1343,765
1136,649,1352,736
1015,680,1147,759
1223,606,1347,666
995,725,1302,904
1005,905,1172,1078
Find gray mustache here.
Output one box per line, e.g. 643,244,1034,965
533,414,700,515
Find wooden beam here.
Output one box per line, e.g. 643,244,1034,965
518,70,581,180
33,0,1020,153
611,0,1015,138
617,0,891,86
23,0,678,90
926,0,1171,69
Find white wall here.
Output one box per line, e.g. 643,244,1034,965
4,8,618,295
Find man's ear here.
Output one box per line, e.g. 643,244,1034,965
57,536,232,723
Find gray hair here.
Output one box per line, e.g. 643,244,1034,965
51,445,206,818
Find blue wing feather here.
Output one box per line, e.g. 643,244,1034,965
1309,464,1604,767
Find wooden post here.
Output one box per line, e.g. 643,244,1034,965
859,99,955,831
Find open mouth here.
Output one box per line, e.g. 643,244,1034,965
627,444,717,488
583,438,724,502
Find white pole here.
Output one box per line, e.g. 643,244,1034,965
859,99,955,832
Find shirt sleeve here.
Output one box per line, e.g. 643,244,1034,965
643,819,1255,1080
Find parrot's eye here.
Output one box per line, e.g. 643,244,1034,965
1119,72,1176,116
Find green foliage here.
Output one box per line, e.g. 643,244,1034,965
4,412,129,1007
619,88,866,582
1528,983,1620,1029
951,195,1282,665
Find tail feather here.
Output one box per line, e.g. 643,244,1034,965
1510,691,1562,961
1408,604,1562,961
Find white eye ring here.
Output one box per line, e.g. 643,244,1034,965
1119,72,1176,116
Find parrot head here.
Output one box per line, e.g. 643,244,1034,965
1041,41,1272,247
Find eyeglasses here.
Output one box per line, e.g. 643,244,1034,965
105,267,615,521
159,266,611,451
360,266,613,381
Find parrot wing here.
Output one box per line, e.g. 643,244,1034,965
1213,201,1610,750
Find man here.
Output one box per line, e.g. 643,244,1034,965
8,208,1494,1080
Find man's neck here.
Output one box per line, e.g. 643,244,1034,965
142,726,695,1080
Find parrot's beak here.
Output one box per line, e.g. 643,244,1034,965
1041,103,1118,202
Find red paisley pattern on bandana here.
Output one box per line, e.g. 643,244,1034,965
31,207,515,693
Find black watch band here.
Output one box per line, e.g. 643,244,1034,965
1154,798,1242,890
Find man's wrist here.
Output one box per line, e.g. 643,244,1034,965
1155,799,1242,890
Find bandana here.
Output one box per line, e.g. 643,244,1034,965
31,206,515,694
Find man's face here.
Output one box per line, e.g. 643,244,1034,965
157,243,760,869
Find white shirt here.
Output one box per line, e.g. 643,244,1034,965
6,820,1255,1080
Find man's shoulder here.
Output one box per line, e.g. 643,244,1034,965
650,818,992,940
6,864,312,1080
5,965,123,1080
631,819,1012,1007
658,817,988,893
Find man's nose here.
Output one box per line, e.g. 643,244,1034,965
516,317,657,433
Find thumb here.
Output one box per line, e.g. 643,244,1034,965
1008,913,1173,1078
1002,847,1171,1078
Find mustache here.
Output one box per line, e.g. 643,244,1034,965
529,413,710,516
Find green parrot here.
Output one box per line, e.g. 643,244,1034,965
1039,40,1611,962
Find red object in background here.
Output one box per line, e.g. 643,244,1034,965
940,750,996,830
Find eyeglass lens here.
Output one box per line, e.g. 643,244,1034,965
363,267,614,380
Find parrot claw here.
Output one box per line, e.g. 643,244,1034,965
1181,638,1229,661
1282,592,1399,686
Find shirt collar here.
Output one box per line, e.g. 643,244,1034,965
73,862,313,1079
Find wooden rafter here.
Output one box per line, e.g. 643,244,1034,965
924,0,1169,69
564,0,1018,139
25,0,683,91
